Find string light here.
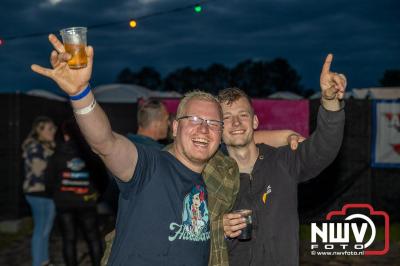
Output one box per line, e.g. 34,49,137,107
0,1,216,46
129,20,137,28
194,5,202,13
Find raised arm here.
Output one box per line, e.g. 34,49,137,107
282,54,346,182
254,54,345,152
31,34,137,182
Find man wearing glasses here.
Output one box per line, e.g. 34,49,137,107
32,33,226,265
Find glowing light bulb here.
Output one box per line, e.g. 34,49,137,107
129,20,137,28
194,5,202,13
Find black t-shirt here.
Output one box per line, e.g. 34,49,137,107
108,143,210,266
45,141,98,209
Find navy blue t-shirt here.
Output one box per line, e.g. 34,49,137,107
108,143,210,266
126,133,164,150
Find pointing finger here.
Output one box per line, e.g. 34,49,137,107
321,53,333,75
31,64,53,78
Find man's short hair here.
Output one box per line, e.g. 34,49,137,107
137,99,166,128
176,90,222,119
218,87,254,115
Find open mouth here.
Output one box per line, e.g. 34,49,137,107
192,137,210,147
230,129,246,135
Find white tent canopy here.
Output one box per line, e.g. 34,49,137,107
25,84,182,103
26,89,67,101
25,86,400,102
268,91,303,99
352,87,400,99
93,84,182,103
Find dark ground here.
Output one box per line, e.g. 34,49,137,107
0,215,115,266
0,216,399,266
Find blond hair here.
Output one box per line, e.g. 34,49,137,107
176,90,222,119
22,116,56,157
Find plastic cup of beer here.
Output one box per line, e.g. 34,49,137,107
233,209,253,240
59,27,88,69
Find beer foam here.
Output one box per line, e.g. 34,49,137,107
70,34,81,44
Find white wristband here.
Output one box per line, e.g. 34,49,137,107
73,98,97,115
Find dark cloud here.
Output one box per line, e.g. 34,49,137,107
0,0,399,92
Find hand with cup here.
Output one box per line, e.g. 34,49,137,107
31,28,93,97
60,27,88,69
223,209,253,240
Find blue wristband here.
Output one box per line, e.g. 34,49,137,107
69,84,91,101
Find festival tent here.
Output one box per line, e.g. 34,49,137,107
25,84,183,103
26,89,67,101
268,91,303,99
352,87,400,99
93,83,182,103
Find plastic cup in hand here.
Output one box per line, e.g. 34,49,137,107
233,209,253,240
60,27,88,69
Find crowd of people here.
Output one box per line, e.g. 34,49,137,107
22,33,346,266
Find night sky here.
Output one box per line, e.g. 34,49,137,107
0,0,399,93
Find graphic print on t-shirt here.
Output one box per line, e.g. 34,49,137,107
61,157,90,194
168,185,210,242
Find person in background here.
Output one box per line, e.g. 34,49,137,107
46,119,103,266
22,116,57,266
127,99,170,149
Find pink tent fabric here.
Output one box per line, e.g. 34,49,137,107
252,99,309,137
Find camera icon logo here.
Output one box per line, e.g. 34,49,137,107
311,203,389,256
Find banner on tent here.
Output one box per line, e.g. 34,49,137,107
372,100,400,168
162,99,309,137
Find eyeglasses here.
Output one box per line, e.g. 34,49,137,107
176,115,224,131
